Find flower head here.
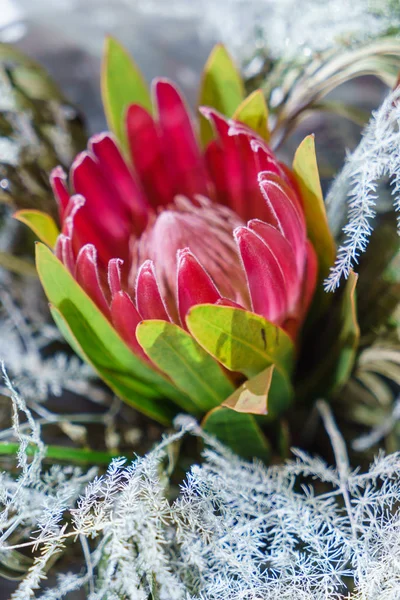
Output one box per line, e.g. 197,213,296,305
50,78,317,357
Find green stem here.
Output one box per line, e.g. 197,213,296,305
0,442,123,466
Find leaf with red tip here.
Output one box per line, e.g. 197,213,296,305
126,104,174,208
101,36,152,154
292,135,336,280
136,260,170,321
235,226,288,324
14,209,59,248
177,249,221,327
36,243,190,421
186,304,294,379
136,320,234,413
202,408,270,461
199,44,244,146
154,79,210,199
233,90,270,142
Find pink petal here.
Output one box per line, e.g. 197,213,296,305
55,234,75,274
258,172,307,276
248,219,300,312
89,133,150,234
215,298,245,309
75,244,110,318
154,79,210,200
108,258,124,297
110,291,148,360
177,248,221,327
135,260,170,321
50,167,70,222
126,104,174,208
234,226,288,323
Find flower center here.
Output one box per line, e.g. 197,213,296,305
130,195,249,320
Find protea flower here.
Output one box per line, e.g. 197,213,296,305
18,40,342,458
49,79,317,356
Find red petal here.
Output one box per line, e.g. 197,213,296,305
110,291,148,360
200,108,245,218
278,162,304,211
258,172,307,276
204,140,228,206
50,167,70,222
154,79,210,200
250,138,285,178
89,134,150,234
135,260,170,321
248,219,300,312
126,104,174,208
71,152,131,264
234,226,288,323
177,248,221,327
75,244,110,318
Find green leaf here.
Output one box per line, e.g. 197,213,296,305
292,135,336,281
298,271,360,398
222,365,293,418
49,304,176,424
0,441,121,466
101,36,152,155
333,271,360,389
202,407,270,461
14,209,59,248
233,89,270,141
199,43,245,146
136,320,235,413
36,243,188,424
186,304,294,379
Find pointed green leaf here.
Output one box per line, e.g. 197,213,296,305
333,271,360,389
35,243,189,422
202,407,270,461
292,135,336,280
49,305,174,424
14,209,59,248
101,36,152,154
298,271,360,398
186,304,294,379
222,364,293,417
136,320,235,413
233,89,270,141
199,43,245,146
